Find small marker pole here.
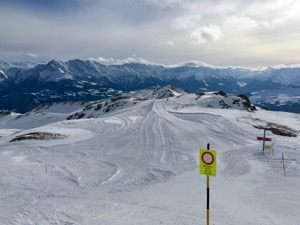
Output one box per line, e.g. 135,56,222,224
282,154,286,177
45,160,48,174
206,143,210,225
262,128,266,154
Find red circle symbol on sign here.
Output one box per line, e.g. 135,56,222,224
201,152,214,165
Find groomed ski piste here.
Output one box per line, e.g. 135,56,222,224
0,89,299,225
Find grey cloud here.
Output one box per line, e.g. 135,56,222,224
24,53,37,58
146,0,198,8
189,25,223,44
1,0,300,67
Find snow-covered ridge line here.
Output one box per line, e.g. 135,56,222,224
66,88,257,120
3,58,300,70
1,59,300,113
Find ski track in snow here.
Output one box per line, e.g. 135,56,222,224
0,97,299,224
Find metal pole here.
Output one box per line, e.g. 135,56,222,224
206,143,210,225
282,154,286,177
262,128,266,154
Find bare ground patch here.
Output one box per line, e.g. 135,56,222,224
253,122,298,137
10,132,68,142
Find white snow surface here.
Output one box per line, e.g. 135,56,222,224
0,95,299,225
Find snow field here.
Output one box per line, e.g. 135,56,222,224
0,95,299,224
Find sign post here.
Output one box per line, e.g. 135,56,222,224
200,143,217,225
282,154,286,177
262,128,266,154
257,129,272,154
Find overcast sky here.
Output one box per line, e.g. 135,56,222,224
1,0,300,67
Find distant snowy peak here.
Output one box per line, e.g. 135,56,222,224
0,60,39,70
90,57,162,66
173,60,213,68
269,69,300,86
126,85,187,99
38,60,74,82
11,60,72,83
4,59,300,88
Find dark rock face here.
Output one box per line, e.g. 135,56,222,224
10,132,68,142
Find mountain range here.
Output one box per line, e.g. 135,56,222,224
0,59,299,113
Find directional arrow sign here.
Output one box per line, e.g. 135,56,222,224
200,149,217,176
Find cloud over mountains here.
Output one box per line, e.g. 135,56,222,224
1,0,300,67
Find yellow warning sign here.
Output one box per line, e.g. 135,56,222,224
264,145,272,150
200,149,217,176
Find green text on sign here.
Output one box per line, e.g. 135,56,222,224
200,149,217,176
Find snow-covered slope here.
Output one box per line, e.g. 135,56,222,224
0,101,88,129
0,87,299,225
66,88,256,120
